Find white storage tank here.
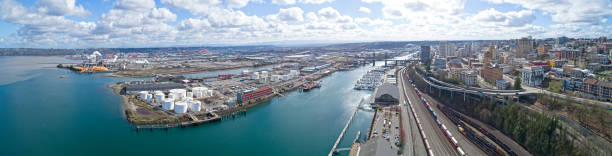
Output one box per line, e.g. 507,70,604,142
162,99,174,110
206,90,213,96
271,75,279,82
261,71,269,77
153,90,163,95
192,87,205,98
146,94,153,103
174,101,188,114
290,70,299,76
138,91,148,99
167,93,176,101
154,93,165,103
252,72,260,80
169,89,187,100
177,89,187,99
190,101,201,112
282,75,290,81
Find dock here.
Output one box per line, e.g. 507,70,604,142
329,99,361,156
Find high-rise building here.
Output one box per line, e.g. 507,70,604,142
599,36,607,44
420,46,431,65
517,36,533,58
463,42,472,57
439,41,447,58
448,43,456,57
484,45,497,64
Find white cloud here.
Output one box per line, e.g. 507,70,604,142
359,7,371,14
178,18,211,31
36,0,90,17
487,0,612,24
355,17,392,26
299,0,333,4
0,0,96,47
1,0,611,48
472,8,535,27
206,7,267,29
162,0,221,14
226,0,252,8
305,12,318,21
268,7,304,22
272,0,296,5
317,7,340,19
114,0,155,11
364,0,466,19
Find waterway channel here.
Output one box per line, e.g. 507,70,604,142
0,56,390,155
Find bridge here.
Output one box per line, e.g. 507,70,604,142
383,59,421,67
411,67,538,104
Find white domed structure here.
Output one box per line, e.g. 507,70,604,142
190,101,201,112
154,92,165,103
162,99,174,110
174,101,188,114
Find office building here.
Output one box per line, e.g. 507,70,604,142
517,37,533,58
439,41,448,58
420,45,431,65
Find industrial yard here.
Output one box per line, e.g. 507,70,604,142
100,49,405,129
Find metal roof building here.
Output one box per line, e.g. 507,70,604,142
124,83,186,94
374,83,399,107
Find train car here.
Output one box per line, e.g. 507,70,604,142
457,147,466,156
451,137,459,148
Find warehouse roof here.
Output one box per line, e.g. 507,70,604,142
125,83,185,92
374,83,399,100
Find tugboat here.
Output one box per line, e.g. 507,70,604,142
302,81,321,92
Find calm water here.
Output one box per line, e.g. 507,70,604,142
0,56,377,156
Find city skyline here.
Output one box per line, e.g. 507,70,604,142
0,0,611,48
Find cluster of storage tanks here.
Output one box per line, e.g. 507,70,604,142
136,87,214,114
250,70,299,83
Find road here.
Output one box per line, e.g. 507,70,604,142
398,67,461,156
501,74,611,108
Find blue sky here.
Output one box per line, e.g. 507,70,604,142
0,0,610,48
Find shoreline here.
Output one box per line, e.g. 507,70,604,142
107,67,340,128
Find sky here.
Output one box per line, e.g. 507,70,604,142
0,0,610,48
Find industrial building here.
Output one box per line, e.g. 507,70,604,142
237,88,273,104
373,83,399,107
124,83,186,94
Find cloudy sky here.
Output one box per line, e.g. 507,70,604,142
0,0,611,48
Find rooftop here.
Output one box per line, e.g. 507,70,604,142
374,83,399,100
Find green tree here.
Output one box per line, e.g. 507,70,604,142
514,76,522,90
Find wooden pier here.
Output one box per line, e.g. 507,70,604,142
329,100,361,156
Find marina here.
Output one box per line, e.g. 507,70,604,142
354,66,388,90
